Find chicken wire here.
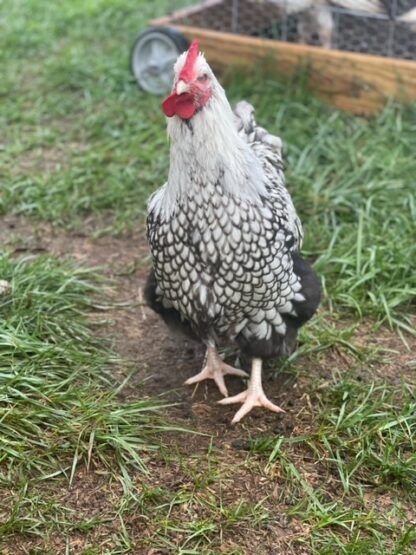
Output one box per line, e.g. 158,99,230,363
163,0,416,60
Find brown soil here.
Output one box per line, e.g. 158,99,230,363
1,215,414,555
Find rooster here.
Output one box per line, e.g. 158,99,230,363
145,41,321,424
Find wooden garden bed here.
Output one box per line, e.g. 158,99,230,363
152,2,416,114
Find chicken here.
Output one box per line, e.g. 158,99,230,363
265,0,385,48
145,41,321,423
399,7,416,30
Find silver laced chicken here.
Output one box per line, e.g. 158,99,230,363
145,41,321,424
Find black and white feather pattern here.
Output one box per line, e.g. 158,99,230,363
147,98,313,353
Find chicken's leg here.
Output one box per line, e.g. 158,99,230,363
184,344,248,397
218,358,284,423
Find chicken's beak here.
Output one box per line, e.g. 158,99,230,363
176,80,190,95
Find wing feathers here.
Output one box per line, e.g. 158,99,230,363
234,100,282,155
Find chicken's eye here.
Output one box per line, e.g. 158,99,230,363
197,73,208,82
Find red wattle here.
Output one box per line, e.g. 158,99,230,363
162,93,177,117
162,92,196,120
175,96,196,119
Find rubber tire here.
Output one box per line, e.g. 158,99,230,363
130,27,190,94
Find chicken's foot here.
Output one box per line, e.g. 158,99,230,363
184,345,248,397
218,358,284,423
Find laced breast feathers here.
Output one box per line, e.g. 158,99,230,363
147,174,304,341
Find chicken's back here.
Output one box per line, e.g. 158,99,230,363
234,101,303,252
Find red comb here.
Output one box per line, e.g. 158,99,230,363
178,40,199,82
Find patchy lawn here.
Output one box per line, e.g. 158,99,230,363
1,0,415,553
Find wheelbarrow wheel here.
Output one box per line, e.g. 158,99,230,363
130,27,189,94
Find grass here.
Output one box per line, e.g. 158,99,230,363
0,252,175,549
0,0,415,553
249,375,416,553
0,252,168,477
127,445,273,554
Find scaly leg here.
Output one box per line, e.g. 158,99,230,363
184,344,248,397
218,358,284,424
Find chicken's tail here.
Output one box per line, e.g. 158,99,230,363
234,100,282,155
264,0,314,15
398,7,416,30
264,0,385,15
330,0,385,14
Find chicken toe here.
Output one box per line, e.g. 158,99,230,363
218,358,284,423
184,345,248,397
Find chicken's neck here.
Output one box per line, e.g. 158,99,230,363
157,88,267,219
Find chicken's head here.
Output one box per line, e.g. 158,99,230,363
162,40,213,120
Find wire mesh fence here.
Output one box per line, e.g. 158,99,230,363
163,1,416,60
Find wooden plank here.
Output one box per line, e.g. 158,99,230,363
171,26,416,114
